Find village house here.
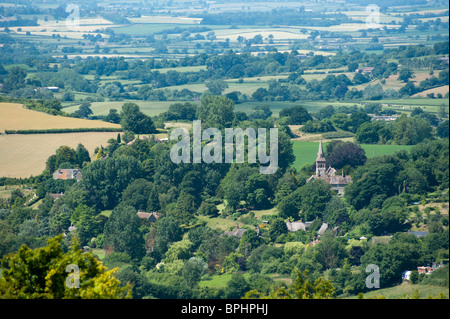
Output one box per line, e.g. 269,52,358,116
286,220,330,235
52,169,82,181
355,67,374,76
307,141,352,195
137,211,161,223
225,225,247,238
286,220,313,232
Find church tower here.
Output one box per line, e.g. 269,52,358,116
316,141,327,176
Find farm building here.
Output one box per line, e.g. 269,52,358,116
52,169,82,181
307,141,352,195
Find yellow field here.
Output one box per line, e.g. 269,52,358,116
0,103,123,178
9,18,119,39
354,70,438,91
0,103,120,133
412,85,449,98
0,132,120,178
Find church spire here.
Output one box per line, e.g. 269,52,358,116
316,140,326,176
316,140,326,162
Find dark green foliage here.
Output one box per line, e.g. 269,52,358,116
121,179,159,212
279,105,312,125
196,95,235,128
437,120,449,138
345,155,404,210
360,242,421,287
162,102,197,121
120,102,156,134
81,156,143,210
325,141,367,169
198,202,219,217
153,217,183,260
268,218,288,242
313,232,347,269
224,273,250,299
393,116,433,145
301,119,335,134
103,204,146,260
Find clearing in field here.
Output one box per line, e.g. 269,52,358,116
0,103,120,133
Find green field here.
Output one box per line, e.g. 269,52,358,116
199,273,252,289
293,141,413,171
348,282,448,299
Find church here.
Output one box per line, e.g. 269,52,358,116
307,141,352,195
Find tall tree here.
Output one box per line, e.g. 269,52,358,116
1,66,27,92
205,79,229,95
325,141,367,169
196,95,235,128
71,204,99,246
103,204,145,260
120,102,156,134
75,144,91,167
81,156,143,210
